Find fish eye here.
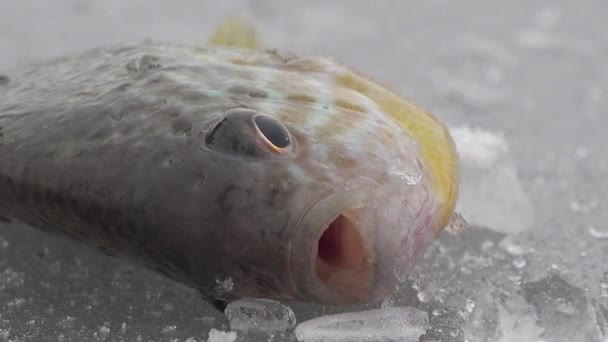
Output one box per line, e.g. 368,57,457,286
254,114,291,150
204,108,292,158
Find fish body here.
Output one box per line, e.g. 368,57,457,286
0,19,459,308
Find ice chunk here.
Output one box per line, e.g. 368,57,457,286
450,125,534,234
522,274,601,342
294,306,428,342
206,329,237,342
224,298,296,332
464,285,543,342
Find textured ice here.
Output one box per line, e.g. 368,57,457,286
450,125,534,234
463,285,543,342
294,307,428,342
224,298,296,332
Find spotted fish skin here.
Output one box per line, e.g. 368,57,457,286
0,36,458,306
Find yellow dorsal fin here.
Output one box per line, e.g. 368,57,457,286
208,16,261,50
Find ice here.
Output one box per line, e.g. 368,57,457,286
450,125,534,234
294,307,428,342
0,329,10,340
98,325,110,338
464,285,543,342
207,329,237,342
522,274,602,342
224,298,296,332
162,325,177,334
589,226,608,239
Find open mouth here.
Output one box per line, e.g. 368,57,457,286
315,214,368,287
290,183,380,304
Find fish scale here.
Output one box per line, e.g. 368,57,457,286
0,18,460,309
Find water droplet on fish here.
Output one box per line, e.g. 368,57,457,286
588,226,608,239
512,257,527,269
119,322,127,334
126,54,161,72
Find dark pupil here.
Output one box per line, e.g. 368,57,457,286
254,115,290,148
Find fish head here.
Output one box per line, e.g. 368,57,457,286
200,55,459,306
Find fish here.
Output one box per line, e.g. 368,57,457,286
0,17,460,311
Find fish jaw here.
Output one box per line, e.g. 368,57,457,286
287,155,440,305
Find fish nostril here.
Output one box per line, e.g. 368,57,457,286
254,114,290,149
204,118,226,147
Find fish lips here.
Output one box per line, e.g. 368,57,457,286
288,177,403,305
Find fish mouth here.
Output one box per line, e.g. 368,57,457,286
289,177,400,305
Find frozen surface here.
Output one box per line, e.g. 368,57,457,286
450,126,534,234
224,298,296,332
294,307,428,342
1,1,607,341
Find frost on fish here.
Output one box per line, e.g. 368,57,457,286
294,306,428,342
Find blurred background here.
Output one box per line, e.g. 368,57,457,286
1,1,607,341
